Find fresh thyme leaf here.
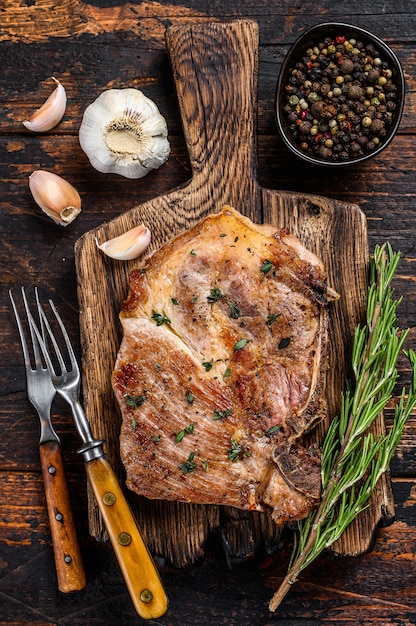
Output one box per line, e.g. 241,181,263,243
179,451,197,474
213,408,232,421
202,361,213,371
207,287,226,303
175,430,185,443
151,434,162,442
171,297,179,305
186,390,194,405
201,460,209,472
269,243,416,612
228,302,240,319
151,312,171,326
220,233,227,238
227,440,241,462
260,259,275,274
234,338,248,352
266,313,281,326
125,394,147,408
227,439,252,462
132,418,137,429
265,425,280,437
176,422,195,443
224,367,231,378
189,249,197,256
191,296,198,304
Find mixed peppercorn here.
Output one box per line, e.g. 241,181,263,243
281,33,399,162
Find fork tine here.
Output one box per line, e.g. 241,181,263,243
35,288,64,373
9,289,33,370
18,287,56,377
29,290,64,376
46,295,78,374
22,287,44,369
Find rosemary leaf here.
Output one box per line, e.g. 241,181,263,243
269,243,416,612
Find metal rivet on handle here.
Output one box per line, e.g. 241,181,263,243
55,512,63,521
64,555,72,564
140,589,153,603
118,532,131,546
48,466,56,474
103,492,116,506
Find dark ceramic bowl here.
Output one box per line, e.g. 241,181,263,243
275,22,405,166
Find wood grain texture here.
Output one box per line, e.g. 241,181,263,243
39,440,87,592
2,1,416,623
74,19,390,567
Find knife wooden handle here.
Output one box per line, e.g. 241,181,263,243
85,455,168,619
39,440,87,592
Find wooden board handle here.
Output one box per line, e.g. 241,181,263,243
85,455,168,619
39,441,87,592
165,19,261,218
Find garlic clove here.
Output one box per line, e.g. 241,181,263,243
79,88,170,179
96,225,151,260
29,170,81,226
23,77,67,132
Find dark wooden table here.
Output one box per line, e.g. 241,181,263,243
1,1,416,624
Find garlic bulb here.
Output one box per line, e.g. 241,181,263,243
29,170,81,226
23,77,67,132
79,89,170,179
96,224,151,260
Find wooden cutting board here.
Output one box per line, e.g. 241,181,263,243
74,19,394,569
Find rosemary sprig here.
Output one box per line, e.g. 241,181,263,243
269,243,416,612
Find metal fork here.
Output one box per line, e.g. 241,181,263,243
9,288,86,593
25,289,168,620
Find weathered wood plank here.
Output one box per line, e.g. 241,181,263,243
0,40,413,136
1,0,416,622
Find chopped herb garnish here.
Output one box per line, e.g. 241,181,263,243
171,297,179,305
227,302,240,319
151,312,171,326
207,287,226,303
220,233,227,238
176,422,195,443
227,440,252,463
261,259,275,275
224,367,231,378
234,236,238,242
125,394,147,408
191,296,198,304
190,249,197,256
179,451,197,474
202,360,213,371
186,390,194,405
265,425,281,437
213,408,232,421
176,430,185,443
201,460,209,472
132,418,137,429
278,337,291,350
234,338,248,352
266,313,281,326
151,434,162,442
154,363,163,371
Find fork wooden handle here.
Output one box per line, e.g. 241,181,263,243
39,440,87,592
85,455,168,619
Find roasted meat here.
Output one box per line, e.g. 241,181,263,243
112,206,335,523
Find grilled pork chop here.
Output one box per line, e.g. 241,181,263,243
112,206,335,523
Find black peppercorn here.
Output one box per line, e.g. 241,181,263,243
281,31,399,161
